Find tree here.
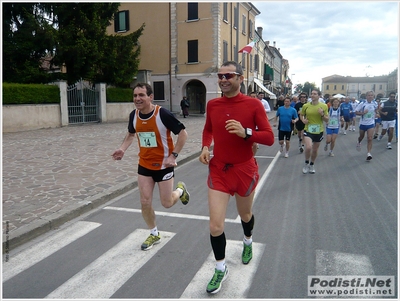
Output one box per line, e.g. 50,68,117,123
93,24,145,87
294,83,303,94
51,3,120,84
3,3,57,83
3,3,144,87
301,81,319,95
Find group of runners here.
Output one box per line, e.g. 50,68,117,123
112,63,396,296
272,89,398,173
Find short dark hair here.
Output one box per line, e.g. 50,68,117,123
221,61,243,75
258,91,264,95
312,89,322,96
133,83,153,96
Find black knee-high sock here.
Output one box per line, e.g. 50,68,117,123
210,232,226,261
241,214,255,237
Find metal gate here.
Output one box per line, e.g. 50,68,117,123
67,80,100,124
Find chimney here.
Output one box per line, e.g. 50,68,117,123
257,27,263,37
266,41,270,46
273,41,276,47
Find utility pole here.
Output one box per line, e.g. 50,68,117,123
291,73,295,94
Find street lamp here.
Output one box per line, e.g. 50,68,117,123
291,73,295,94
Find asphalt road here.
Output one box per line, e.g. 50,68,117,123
3,130,397,299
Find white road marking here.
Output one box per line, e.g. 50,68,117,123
2,221,101,282
315,250,375,275
180,240,265,298
254,155,276,159
104,151,279,225
45,229,175,299
254,150,280,202
233,150,280,222
103,206,240,224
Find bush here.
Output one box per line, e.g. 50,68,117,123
2,83,60,104
106,87,133,103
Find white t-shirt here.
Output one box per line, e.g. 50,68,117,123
350,101,359,111
355,101,378,126
260,98,271,113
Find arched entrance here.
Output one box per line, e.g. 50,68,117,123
185,80,206,114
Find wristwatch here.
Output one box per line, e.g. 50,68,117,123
172,152,179,158
244,128,252,140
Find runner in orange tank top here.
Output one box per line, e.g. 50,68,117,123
112,83,190,251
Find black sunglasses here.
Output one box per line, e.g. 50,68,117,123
217,72,241,80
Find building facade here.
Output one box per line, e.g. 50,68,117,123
322,72,398,99
106,2,287,113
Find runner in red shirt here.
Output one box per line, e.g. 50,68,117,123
199,61,274,294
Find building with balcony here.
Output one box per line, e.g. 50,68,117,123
106,2,286,113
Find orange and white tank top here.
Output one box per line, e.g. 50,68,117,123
133,105,174,170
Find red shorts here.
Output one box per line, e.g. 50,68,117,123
207,157,259,197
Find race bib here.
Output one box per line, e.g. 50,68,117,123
365,112,373,119
308,124,321,133
138,132,157,147
329,119,339,126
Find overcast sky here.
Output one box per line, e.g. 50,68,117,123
252,1,399,88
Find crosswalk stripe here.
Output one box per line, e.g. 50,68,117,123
45,229,175,299
103,206,240,223
315,250,375,275
3,221,101,282
180,240,265,298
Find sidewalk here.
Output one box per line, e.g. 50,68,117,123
2,111,276,251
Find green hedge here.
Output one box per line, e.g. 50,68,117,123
106,87,133,103
2,83,60,104
2,83,133,105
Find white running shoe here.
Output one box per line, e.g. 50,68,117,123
356,142,361,151
302,163,309,174
387,143,392,149
284,152,289,158
309,165,315,174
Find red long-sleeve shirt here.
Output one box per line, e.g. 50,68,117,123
202,93,274,164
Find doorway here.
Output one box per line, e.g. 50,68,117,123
185,80,206,114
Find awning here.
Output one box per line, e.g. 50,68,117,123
253,78,276,99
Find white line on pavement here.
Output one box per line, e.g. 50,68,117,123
180,240,265,298
103,206,240,224
315,249,375,275
3,221,101,282
255,150,281,202
104,152,279,225
233,150,280,222
45,229,175,299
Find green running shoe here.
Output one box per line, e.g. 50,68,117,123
206,267,228,294
242,242,253,264
141,233,161,251
176,181,190,205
